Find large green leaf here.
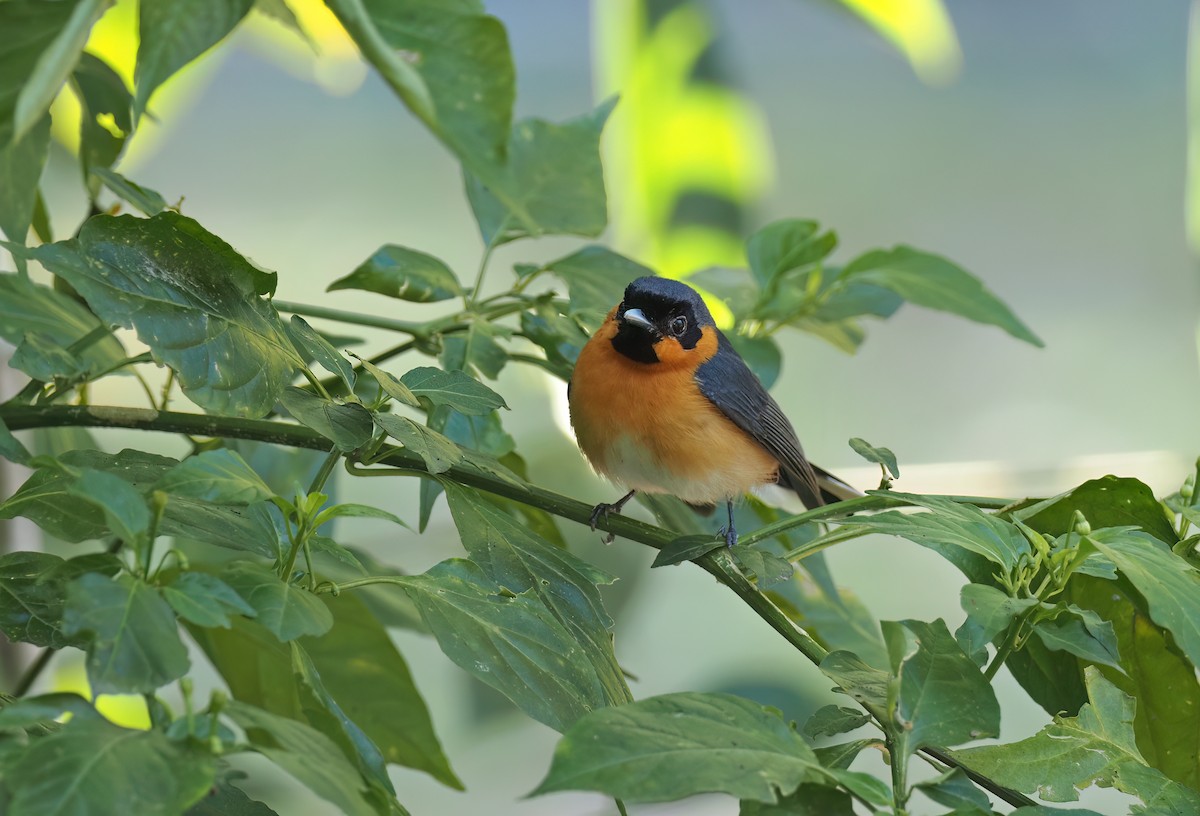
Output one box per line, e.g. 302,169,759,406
444,482,631,709
0,274,126,373
62,573,190,693
0,551,77,648
1087,529,1200,668
746,219,835,291
374,412,462,474
72,52,132,175
155,449,274,506
134,0,255,117
1016,476,1178,546
224,701,377,816
883,618,999,753
439,320,507,379
0,1,68,244
279,388,373,451
956,583,1040,662
328,244,461,302
531,692,822,803
27,212,302,417
221,561,333,641
12,0,112,143
68,467,151,546
739,785,858,815
301,593,461,788
328,0,512,178
844,493,1029,573
162,571,256,628
185,777,277,816
3,710,214,816
540,244,652,323
953,669,1200,810
398,558,607,732
1070,576,1200,790
286,315,356,390
399,366,508,415
842,246,1043,346
465,99,615,244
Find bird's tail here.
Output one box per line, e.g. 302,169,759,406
778,463,864,509
812,464,864,505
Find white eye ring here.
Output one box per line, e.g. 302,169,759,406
670,316,688,336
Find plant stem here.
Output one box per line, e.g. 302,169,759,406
12,648,54,697
274,301,430,336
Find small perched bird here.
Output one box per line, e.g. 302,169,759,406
568,276,858,547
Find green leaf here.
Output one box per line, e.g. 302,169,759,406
541,244,652,323
848,437,900,478
353,357,419,406
953,668,1200,809
67,467,151,545
518,299,588,375
440,321,507,379
740,784,858,815
27,212,302,417
0,416,31,466
12,0,113,143
10,331,90,381
92,166,168,214
0,274,126,373
134,0,255,118
289,643,394,798
312,502,407,530
801,705,870,739
1069,575,1200,790
279,387,373,451
531,692,822,803
155,449,274,506
445,483,631,710
4,711,213,816
223,700,377,816
465,98,615,243
746,219,836,291
1032,609,1122,672
957,583,1040,661
185,776,277,815
733,547,795,589
374,412,462,474
399,366,508,415
0,551,75,648
221,561,333,641
398,558,606,732
883,618,999,751
162,571,256,628
62,573,190,693
0,114,50,245
842,246,1043,346
1086,529,1200,673
1016,476,1178,546
328,244,461,302
689,266,759,318
819,650,889,708
162,499,282,559
328,0,511,184
287,315,356,390
653,533,725,567
301,592,461,788
72,52,132,175
845,492,1029,572
913,767,991,814
814,738,880,771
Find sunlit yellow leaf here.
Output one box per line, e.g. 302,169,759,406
835,0,962,85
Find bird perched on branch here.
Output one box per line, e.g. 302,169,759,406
568,276,858,547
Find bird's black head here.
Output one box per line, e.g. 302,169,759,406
611,276,716,364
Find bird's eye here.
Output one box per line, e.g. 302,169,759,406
669,315,688,336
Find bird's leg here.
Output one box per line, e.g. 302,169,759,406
718,500,738,548
589,489,637,544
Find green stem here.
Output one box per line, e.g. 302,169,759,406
467,228,504,309
282,446,340,579
888,734,910,815
274,301,430,335
614,798,629,816
782,526,871,562
12,648,54,697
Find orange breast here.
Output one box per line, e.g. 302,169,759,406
569,319,779,504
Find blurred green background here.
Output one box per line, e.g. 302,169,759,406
23,0,1200,813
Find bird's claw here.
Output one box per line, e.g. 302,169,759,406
589,502,618,544
717,525,738,548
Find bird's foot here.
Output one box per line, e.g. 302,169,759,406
589,490,636,544
717,524,738,548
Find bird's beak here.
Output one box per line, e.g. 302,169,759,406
621,308,657,334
